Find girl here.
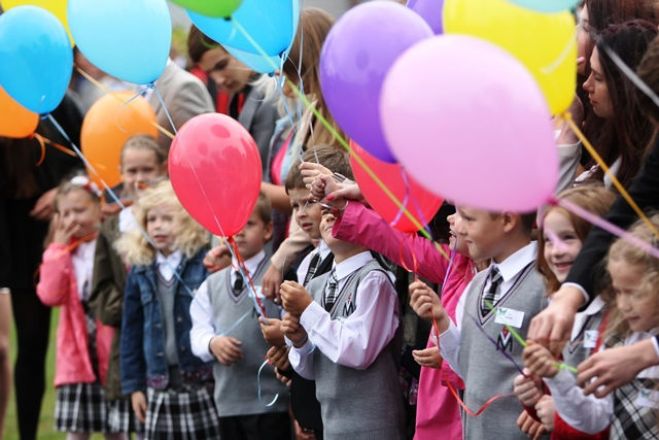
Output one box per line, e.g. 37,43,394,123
116,181,219,439
525,214,659,439
36,175,128,440
514,186,615,438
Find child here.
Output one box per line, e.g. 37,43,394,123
280,206,405,440
189,192,291,440
117,181,219,439
410,206,545,440
524,214,659,439
36,175,128,439
514,186,615,438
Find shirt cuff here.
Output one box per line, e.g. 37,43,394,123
291,339,315,357
561,282,590,305
196,334,215,363
299,300,326,330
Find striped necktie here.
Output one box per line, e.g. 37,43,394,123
324,270,339,312
480,266,503,318
303,252,322,286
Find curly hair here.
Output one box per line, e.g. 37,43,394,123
114,180,209,266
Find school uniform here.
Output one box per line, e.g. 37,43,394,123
289,251,405,440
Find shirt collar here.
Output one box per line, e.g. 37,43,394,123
317,240,331,260
490,241,537,283
232,250,266,276
156,250,182,270
74,239,97,259
333,251,373,281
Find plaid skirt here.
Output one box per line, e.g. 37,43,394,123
144,385,220,440
55,382,131,433
108,397,142,433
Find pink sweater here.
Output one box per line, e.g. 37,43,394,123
37,242,114,387
333,202,475,440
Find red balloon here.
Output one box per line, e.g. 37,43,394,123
350,141,442,233
169,114,262,237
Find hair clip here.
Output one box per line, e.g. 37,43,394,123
70,175,102,198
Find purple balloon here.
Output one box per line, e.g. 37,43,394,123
407,0,444,34
320,1,433,163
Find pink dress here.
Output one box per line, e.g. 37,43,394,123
333,202,474,440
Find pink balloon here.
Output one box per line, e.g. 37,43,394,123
350,141,442,233
169,113,262,237
381,35,557,212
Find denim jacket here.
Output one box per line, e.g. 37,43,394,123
120,246,212,394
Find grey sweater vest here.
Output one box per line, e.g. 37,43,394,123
156,274,179,366
458,262,548,440
206,258,289,417
308,260,405,440
563,308,606,368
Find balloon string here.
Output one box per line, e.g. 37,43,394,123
561,112,659,237
230,17,449,262
257,359,280,407
152,84,178,135
389,168,411,229
446,382,512,417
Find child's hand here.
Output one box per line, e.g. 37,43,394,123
275,368,292,387
412,346,442,369
524,342,559,378
516,410,546,440
262,263,284,300
513,369,543,407
409,280,448,328
203,244,231,274
52,213,79,244
294,419,318,440
210,336,243,365
280,281,313,316
259,317,285,347
535,395,555,431
281,313,308,348
299,161,332,188
131,391,147,423
266,345,290,371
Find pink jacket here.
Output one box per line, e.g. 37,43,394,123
37,242,115,387
333,202,475,440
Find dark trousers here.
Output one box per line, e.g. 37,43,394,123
219,412,291,440
10,289,51,440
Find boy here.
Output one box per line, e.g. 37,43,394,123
189,192,290,440
280,207,405,440
410,207,546,440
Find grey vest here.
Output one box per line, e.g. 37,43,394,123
206,258,289,417
156,274,179,366
563,308,607,368
458,262,548,440
308,260,405,440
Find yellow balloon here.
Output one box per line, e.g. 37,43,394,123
1,0,73,45
444,0,576,114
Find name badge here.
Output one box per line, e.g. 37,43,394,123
636,388,659,409
584,330,598,349
494,307,525,329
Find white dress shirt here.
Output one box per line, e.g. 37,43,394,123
72,239,97,301
439,242,538,377
295,240,331,285
156,250,183,282
288,251,399,380
190,250,266,362
118,207,138,234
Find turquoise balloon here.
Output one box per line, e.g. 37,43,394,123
0,6,72,114
188,0,299,58
224,45,284,74
508,0,578,13
68,0,171,85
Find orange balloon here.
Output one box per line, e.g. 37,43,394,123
81,91,158,188
0,85,39,138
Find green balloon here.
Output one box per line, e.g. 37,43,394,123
170,0,243,18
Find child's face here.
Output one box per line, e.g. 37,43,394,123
289,188,322,240
57,189,101,239
447,211,469,256
234,212,272,260
199,47,252,95
146,203,178,256
542,210,583,283
455,207,508,262
609,260,659,333
121,148,164,197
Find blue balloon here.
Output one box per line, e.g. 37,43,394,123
508,0,578,13
0,6,72,114
189,0,299,58
68,0,171,85
224,45,284,74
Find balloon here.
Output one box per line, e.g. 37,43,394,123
407,0,443,34
350,141,442,233
320,2,432,163
0,6,72,114
381,35,557,212
81,92,158,188
508,0,578,13
170,0,242,18
443,0,576,115
223,44,284,74
188,0,299,58
68,0,171,85
1,0,73,44
0,86,39,138
169,114,262,237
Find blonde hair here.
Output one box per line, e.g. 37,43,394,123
605,213,659,341
114,180,209,266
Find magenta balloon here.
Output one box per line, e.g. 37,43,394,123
407,0,443,34
320,1,432,163
381,35,557,212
